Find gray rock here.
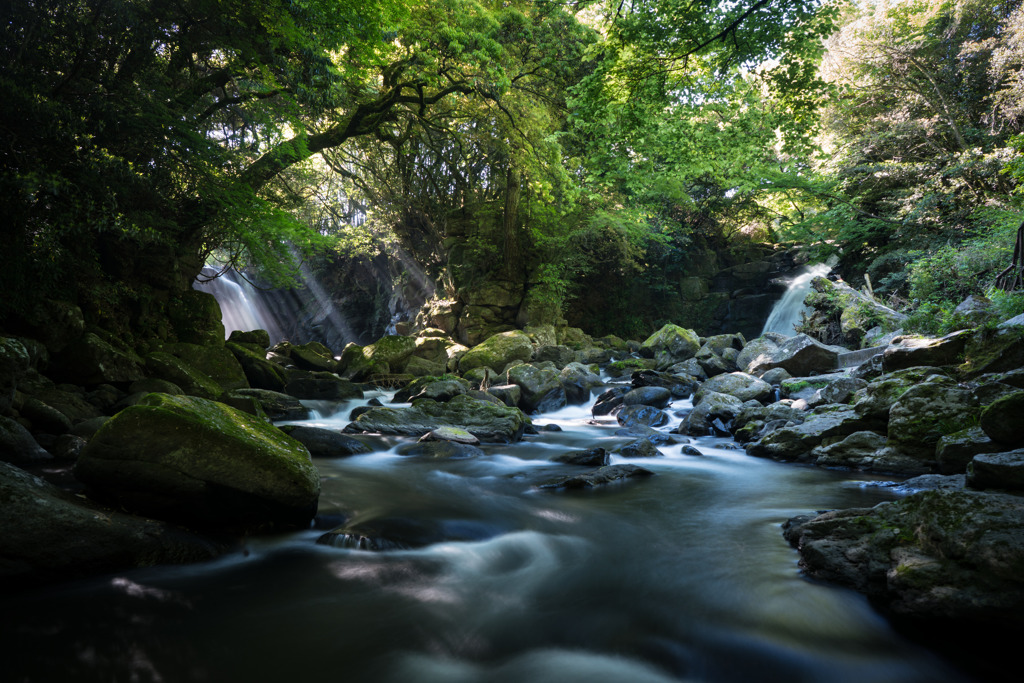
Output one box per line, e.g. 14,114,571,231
746,406,867,462
686,391,744,435
998,312,1024,329
410,378,468,403
747,334,844,377
980,390,1024,446
812,431,887,469
538,464,655,490
616,404,670,429
347,394,529,443
559,362,604,404
967,449,1024,490
421,426,481,444
507,363,565,413
638,324,701,366
622,386,672,409
614,438,662,458
896,473,966,492
694,372,772,403
0,415,51,464
760,367,792,385
551,447,609,467
882,330,970,372
887,376,978,460
737,336,780,374
936,426,1003,474
487,383,521,408
681,445,703,456
277,425,372,457
396,440,484,459
818,377,868,405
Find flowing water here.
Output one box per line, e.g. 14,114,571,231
761,264,834,336
0,390,972,683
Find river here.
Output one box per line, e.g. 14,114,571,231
0,388,970,682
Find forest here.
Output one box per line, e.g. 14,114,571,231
3,2,1024,683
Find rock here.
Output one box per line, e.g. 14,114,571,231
51,333,145,386
393,375,469,403
980,391,1024,446
551,447,609,467
886,376,978,461
538,464,655,490
506,363,565,413
694,372,772,404
71,416,110,439
998,312,1024,329
421,426,481,444
284,341,338,372
616,424,678,444
630,369,697,398
228,329,271,348
747,334,844,377
961,327,1024,376
622,386,672,409
0,461,226,586
144,351,223,400
19,397,73,434
967,449,1024,490
347,394,529,443
457,330,534,374
817,377,868,405
534,345,576,368
784,489,1024,625
276,425,372,457
896,474,966,492
746,406,867,462
760,367,792,385
7,299,85,354
559,362,604,404
811,431,888,470
285,372,364,401
852,366,950,427
882,330,971,371
953,294,993,325
616,404,670,429
936,427,1004,474
737,335,781,374
681,445,703,455
410,378,469,403
317,515,501,550
337,336,417,380
780,376,836,401
0,415,51,464
0,337,31,414
225,341,289,392
159,342,249,392
395,440,484,458
405,355,446,377
685,391,744,435
75,394,320,530
487,384,521,408
638,324,701,367
591,386,630,417
614,438,661,458
224,388,309,420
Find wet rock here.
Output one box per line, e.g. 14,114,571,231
685,391,744,435
967,449,1024,491
882,330,971,372
614,438,661,458
746,406,866,462
694,372,772,404
551,447,609,467
681,445,703,456
457,330,534,374
534,344,576,368
816,377,868,405
277,425,372,457
145,351,223,400
396,440,484,459
747,334,844,377
285,373,363,401
410,378,468,403
784,489,1024,625
622,386,672,409
317,516,502,550
226,341,288,392
346,394,529,443
76,393,320,530
0,461,226,586
851,366,950,428
666,358,707,380
980,390,1024,446
227,388,309,420
897,474,966,492
507,363,565,414
0,415,51,464
559,362,604,404
616,404,670,429
487,383,522,408
811,431,887,470
51,333,145,386
538,464,655,490
760,367,792,385
228,329,271,348
158,342,249,392
592,386,630,417
630,369,697,399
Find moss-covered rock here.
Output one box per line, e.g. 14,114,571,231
695,372,772,404
506,363,565,413
284,372,363,401
144,351,222,400
747,334,844,377
887,376,978,461
159,342,249,392
881,330,970,372
167,289,225,346
0,337,31,414
347,394,529,443
685,391,745,435
980,391,1024,446
225,341,289,392
458,330,534,374
960,327,1024,377
228,329,271,348
746,406,868,462
936,426,1003,474
226,388,309,420
638,324,701,367
75,393,319,530
288,341,339,373
51,333,145,386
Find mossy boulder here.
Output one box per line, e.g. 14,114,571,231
458,330,534,374
276,425,371,458
747,334,844,377
284,372,363,401
852,366,950,427
960,327,1024,377
346,394,529,443
638,324,701,367
695,372,772,404
1,461,226,587
506,363,565,413
228,329,271,348
167,289,225,346
51,333,145,386
226,388,309,420
685,391,744,435
159,342,249,392
0,337,31,413
226,341,288,392
936,426,1003,474
886,376,979,462
746,406,868,462
75,393,320,530
881,330,970,372
338,336,417,380
980,391,1024,447
288,341,339,373
144,351,222,400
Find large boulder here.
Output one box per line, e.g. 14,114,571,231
694,372,772,404
225,388,309,420
226,341,288,392
284,372,363,401
961,327,1024,376
144,351,223,400
784,489,1024,626
685,391,744,435
638,324,701,367
506,363,565,413
745,406,867,462
980,391,1024,447
881,330,971,372
159,342,249,392
622,386,672,409
1,461,225,586
51,333,145,385
337,335,417,380
538,464,655,490
0,416,51,464
457,330,534,374
747,334,844,377
737,335,783,374
967,449,1024,491
886,376,978,462
811,431,888,470
277,425,372,458
936,427,1003,474
851,366,950,427
75,394,320,530
558,362,604,404
346,394,529,443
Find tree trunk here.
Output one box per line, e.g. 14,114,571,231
502,166,522,278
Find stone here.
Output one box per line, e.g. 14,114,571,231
409,378,468,403
167,290,226,346
487,384,521,408
591,386,629,417
882,330,971,372
967,449,1024,490
226,388,309,420
537,464,655,490
51,333,145,386
760,367,792,385
159,342,249,392
0,415,51,464
616,404,670,429
145,351,223,400
614,438,661,458
285,372,364,401
0,461,226,586
694,372,772,404
551,447,609,467
458,330,534,374
685,391,744,435
746,406,867,462
276,425,372,457
681,445,703,456
887,376,978,461
19,397,74,434
506,363,565,413
347,394,529,443
960,327,1024,376
396,440,484,459
896,474,966,492
936,426,1004,474
630,369,697,398
852,366,950,427
638,324,701,366
225,341,289,392
953,294,993,325
228,329,271,348
404,355,446,377
558,362,604,405
784,489,1024,625
0,337,31,414
817,377,868,405
421,426,481,445
980,391,1024,446
622,386,672,409
534,345,576,368
998,312,1024,329
811,431,888,470
737,336,780,374
76,394,320,529
747,334,844,377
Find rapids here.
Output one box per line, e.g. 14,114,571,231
0,389,971,682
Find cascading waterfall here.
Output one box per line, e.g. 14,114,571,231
760,262,833,336
193,266,288,343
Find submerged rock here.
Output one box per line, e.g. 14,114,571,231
538,464,655,490
551,447,609,467
277,425,372,458
76,393,320,530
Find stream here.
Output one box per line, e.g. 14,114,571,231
0,388,971,683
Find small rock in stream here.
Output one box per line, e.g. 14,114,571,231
681,445,703,456
551,447,609,467
538,464,655,490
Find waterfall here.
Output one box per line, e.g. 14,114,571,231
760,263,833,336
193,266,288,343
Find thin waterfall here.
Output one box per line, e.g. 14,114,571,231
193,266,288,342
760,263,833,336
